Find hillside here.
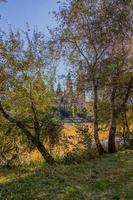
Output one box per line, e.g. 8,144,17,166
0,150,133,200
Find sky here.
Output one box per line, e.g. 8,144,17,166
0,0,68,86
0,0,90,98
0,0,62,35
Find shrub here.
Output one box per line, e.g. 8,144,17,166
123,131,133,149
60,149,97,165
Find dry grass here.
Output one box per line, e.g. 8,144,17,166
31,123,108,160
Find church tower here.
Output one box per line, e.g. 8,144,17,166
77,65,86,111
66,72,73,94
57,82,62,95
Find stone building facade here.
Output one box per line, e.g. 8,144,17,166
56,66,86,118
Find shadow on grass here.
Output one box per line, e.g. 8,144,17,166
0,150,133,200
0,165,86,200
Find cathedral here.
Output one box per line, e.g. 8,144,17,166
56,66,86,118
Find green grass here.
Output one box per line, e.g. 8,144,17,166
0,150,133,200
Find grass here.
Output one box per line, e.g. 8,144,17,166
0,150,133,200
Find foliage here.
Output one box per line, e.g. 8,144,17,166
77,107,87,118
40,107,63,147
59,124,95,165
60,149,97,165
51,0,133,153
76,124,93,149
0,0,133,165
0,116,29,167
0,29,62,164
121,131,133,149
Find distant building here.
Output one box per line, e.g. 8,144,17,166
56,66,86,118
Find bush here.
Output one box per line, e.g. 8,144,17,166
123,131,133,149
57,124,97,165
60,149,97,165
76,124,93,149
117,131,133,150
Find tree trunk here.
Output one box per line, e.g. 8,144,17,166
0,102,55,165
16,123,55,165
108,88,117,153
108,109,117,153
93,80,105,155
121,108,130,147
36,141,55,165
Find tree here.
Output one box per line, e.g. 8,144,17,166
108,72,133,152
0,118,30,167
0,29,62,165
51,0,111,154
99,0,133,153
51,0,133,154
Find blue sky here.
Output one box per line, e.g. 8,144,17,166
0,0,71,88
0,0,63,35
0,1,90,98
0,0,68,81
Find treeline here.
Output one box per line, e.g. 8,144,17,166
0,0,133,166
